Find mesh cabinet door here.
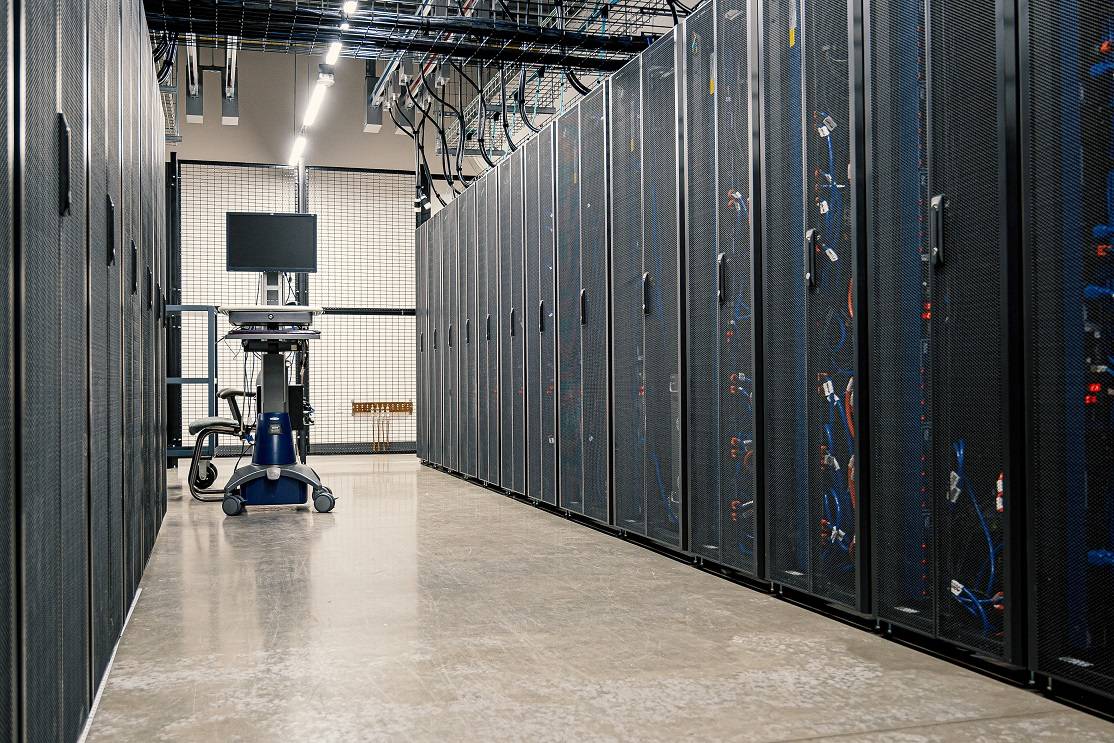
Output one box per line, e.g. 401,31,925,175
802,0,860,608
641,30,683,549
580,88,610,525
0,0,13,734
60,0,91,732
538,125,559,507
510,148,528,494
476,177,490,481
445,199,459,472
416,222,425,460
524,136,544,501
20,0,65,736
430,217,443,466
499,160,515,487
557,109,585,513
460,189,476,478
609,58,648,537
1025,0,1114,697
760,0,812,594
869,0,1016,659
466,186,480,477
487,171,502,486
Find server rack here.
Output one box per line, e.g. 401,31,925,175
430,214,444,466
416,221,427,462
523,126,559,505
0,1,12,736
759,0,868,610
475,175,493,483
866,0,1021,658
609,30,685,549
446,197,460,472
463,186,479,479
1023,0,1114,698
683,0,761,576
499,149,527,494
484,172,503,486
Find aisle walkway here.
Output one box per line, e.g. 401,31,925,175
87,455,1113,741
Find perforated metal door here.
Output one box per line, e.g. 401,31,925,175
416,222,426,461
510,149,528,494
557,110,585,513
21,0,64,735
0,0,13,733
580,88,610,525
476,178,490,480
928,0,1011,657
446,198,459,471
524,137,544,501
685,3,725,565
499,161,515,486
1025,0,1114,696
609,58,647,536
460,189,476,478
642,30,683,549
538,125,559,507
486,172,502,486
869,0,1013,658
430,217,443,465
761,0,811,592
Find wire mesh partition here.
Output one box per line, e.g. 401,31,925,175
175,161,417,455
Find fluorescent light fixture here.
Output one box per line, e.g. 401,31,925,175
340,21,350,30
342,0,357,13
303,82,328,127
288,135,307,165
325,41,342,65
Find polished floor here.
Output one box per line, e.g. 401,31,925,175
87,455,1113,742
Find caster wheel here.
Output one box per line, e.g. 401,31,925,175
222,494,244,516
313,489,335,513
194,462,218,489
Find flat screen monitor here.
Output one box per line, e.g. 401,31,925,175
226,212,318,273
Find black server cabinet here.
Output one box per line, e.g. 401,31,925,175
759,0,867,609
416,221,427,461
867,0,1021,658
483,172,502,486
524,126,558,505
0,0,13,737
1024,0,1114,696
499,150,527,494
90,0,125,687
476,174,495,484
610,31,684,548
20,0,66,736
429,215,443,466
462,187,479,478
445,198,459,472
684,0,761,575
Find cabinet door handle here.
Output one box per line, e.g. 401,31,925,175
642,272,652,315
539,300,546,333
717,253,728,304
486,314,491,341
448,323,454,348
106,195,116,265
930,194,946,268
509,308,516,337
433,329,438,350
580,289,588,325
805,228,818,290
57,113,71,216
420,331,424,353
465,318,471,344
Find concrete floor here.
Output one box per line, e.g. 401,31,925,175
86,455,1114,742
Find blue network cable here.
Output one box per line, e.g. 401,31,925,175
947,439,1003,636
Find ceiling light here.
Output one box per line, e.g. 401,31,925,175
325,41,342,65
342,1,357,13
288,135,307,165
303,82,328,127
340,21,350,30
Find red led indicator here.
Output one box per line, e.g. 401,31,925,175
1099,244,1112,257
1088,382,1102,393
1085,394,1098,405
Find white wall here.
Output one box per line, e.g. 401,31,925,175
166,48,418,170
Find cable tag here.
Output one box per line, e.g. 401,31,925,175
822,379,835,399
825,247,838,262
996,473,1005,513
823,115,838,131
817,125,831,138
950,579,964,596
725,8,743,20
947,471,961,503
819,200,829,214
